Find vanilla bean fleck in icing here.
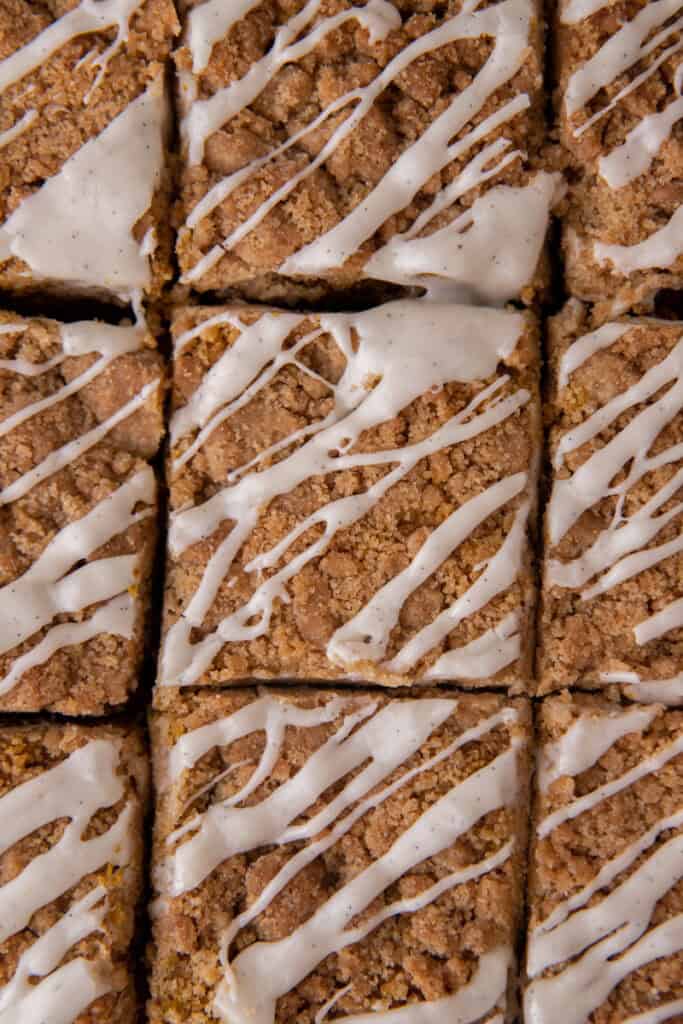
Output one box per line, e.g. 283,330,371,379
0,737,137,1022
178,0,559,303
0,318,161,701
156,693,524,1024
161,300,536,687
525,702,683,1024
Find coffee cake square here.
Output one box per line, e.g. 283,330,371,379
525,693,683,1023
0,0,179,302
556,0,683,306
0,720,149,1023
539,300,683,704
174,0,558,305
0,310,165,713
159,300,540,690
149,687,531,1024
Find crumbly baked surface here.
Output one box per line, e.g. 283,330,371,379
538,300,683,702
556,0,683,307
159,299,539,691
525,692,683,1023
0,0,179,302
0,309,165,714
0,721,149,1024
148,687,530,1024
173,0,556,306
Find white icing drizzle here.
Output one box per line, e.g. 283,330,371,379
601,670,683,706
161,301,533,686
0,888,111,1024
0,78,167,299
526,706,683,1024
0,0,144,96
565,2,683,120
277,24,529,275
0,377,159,507
362,173,561,305
526,839,683,1024
327,474,527,667
0,595,135,698
628,677,683,704
0,471,153,675
0,321,152,446
0,319,159,697
0,352,65,378
530,806,683,967
180,0,556,302
166,692,363,784
315,983,354,1024
560,0,611,24
557,322,628,388
0,321,143,439
160,695,521,1024
537,731,683,839
170,310,303,453
306,948,510,1023
185,0,262,74
638,598,679,647
594,206,683,276
536,705,659,792
183,0,405,164
599,65,683,188
636,596,683,644
0,110,37,150
386,498,529,674
621,1000,683,1024
168,696,460,891
425,609,521,680
0,738,135,1022
547,323,683,650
